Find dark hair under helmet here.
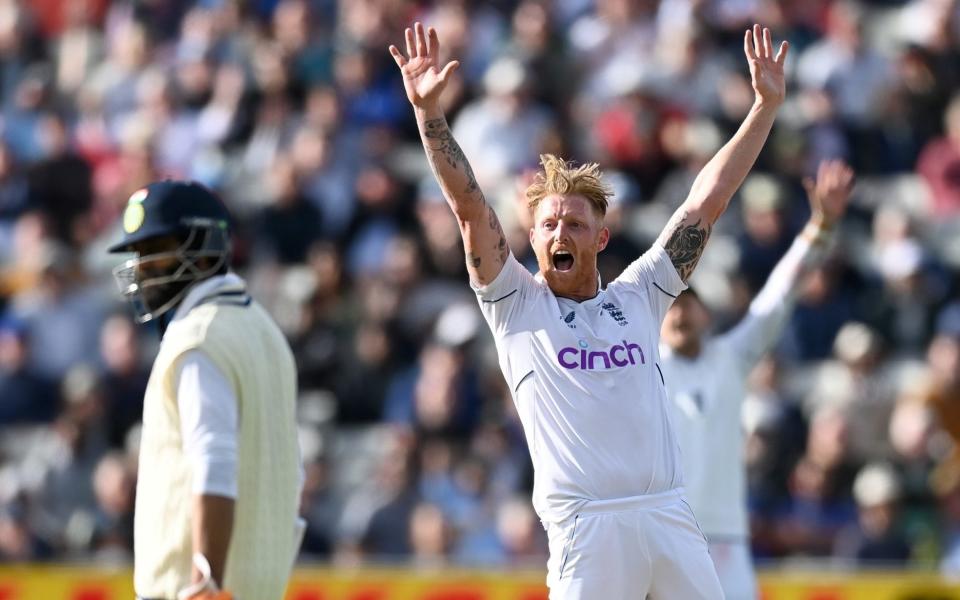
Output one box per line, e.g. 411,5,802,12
109,181,232,323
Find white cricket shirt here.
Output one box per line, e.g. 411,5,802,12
659,236,822,539
134,272,304,600
475,244,687,525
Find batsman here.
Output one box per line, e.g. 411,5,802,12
110,182,304,600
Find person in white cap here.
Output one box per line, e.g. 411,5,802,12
834,462,910,562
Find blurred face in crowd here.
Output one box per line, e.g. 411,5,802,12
409,502,451,559
512,0,550,52
661,291,711,357
273,0,310,54
414,344,461,431
100,315,140,375
497,498,539,558
94,454,134,517
808,407,850,468
928,333,960,388
744,206,783,245
828,1,864,50
946,97,960,146
0,330,26,372
859,501,897,537
530,194,609,301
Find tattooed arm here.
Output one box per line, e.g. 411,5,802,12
417,110,508,283
656,25,789,282
390,23,509,285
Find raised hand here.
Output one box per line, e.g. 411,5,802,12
389,22,459,109
803,160,855,229
744,24,788,106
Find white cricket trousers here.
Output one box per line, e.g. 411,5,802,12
545,488,724,600
707,538,756,600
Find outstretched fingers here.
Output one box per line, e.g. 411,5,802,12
428,27,439,59
438,60,460,83
817,159,828,184
415,22,428,57
744,28,756,60
774,40,789,65
812,160,855,198
832,161,855,191
745,24,789,65
388,45,407,68
405,27,416,58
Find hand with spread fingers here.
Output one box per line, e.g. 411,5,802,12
389,22,459,110
744,24,789,106
804,159,856,230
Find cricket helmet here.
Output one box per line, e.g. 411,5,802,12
109,181,232,323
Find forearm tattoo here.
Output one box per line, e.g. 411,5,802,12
663,212,711,281
422,119,507,274
423,118,480,197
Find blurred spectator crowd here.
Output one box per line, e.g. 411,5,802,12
0,0,957,575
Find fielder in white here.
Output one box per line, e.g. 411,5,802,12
110,182,304,600
391,21,789,599
659,160,854,599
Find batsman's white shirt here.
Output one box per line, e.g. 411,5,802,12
134,274,303,600
475,244,686,526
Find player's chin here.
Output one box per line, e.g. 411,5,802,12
543,267,582,296
544,266,576,282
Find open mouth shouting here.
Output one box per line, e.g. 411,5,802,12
552,250,575,272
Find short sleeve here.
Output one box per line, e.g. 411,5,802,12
176,350,239,498
611,244,687,323
472,253,540,337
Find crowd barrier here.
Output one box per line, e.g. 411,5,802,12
0,566,956,599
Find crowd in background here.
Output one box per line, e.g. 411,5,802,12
0,0,958,573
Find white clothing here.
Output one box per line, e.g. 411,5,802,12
475,245,687,526
475,246,724,597
134,273,303,600
661,236,821,539
660,235,825,599
708,539,757,600
544,489,723,599
176,350,238,498
171,274,247,500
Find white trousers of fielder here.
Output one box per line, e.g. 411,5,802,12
544,488,724,599
708,537,756,600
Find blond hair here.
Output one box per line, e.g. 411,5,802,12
526,154,612,218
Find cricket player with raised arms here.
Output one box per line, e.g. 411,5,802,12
109,182,304,600
660,160,854,599
391,21,788,599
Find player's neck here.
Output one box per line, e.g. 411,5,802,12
547,269,600,303
552,280,599,303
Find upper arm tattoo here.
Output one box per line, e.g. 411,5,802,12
663,211,712,281
489,204,508,264
423,118,481,198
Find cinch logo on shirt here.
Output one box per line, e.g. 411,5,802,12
557,340,646,370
